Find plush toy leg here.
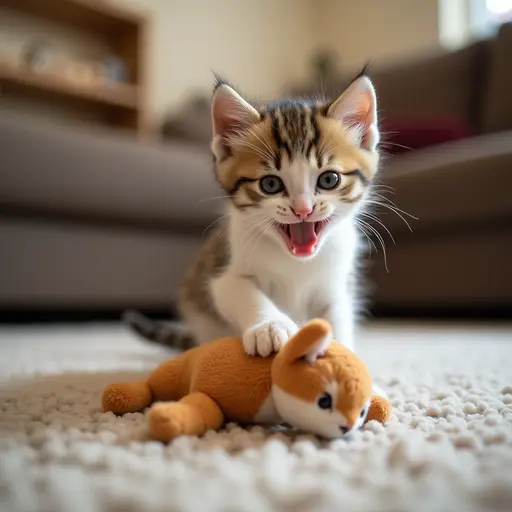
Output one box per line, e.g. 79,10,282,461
147,358,186,401
148,392,224,443
102,380,152,414
367,395,392,424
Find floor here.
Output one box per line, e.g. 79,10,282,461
0,320,511,512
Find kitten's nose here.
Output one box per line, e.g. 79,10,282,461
291,206,313,220
291,195,314,219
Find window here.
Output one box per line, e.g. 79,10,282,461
438,0,512,49
485,0,512,23
471,0,512,37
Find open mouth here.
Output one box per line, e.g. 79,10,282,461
277,219,332,257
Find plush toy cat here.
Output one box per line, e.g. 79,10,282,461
102,319,391,441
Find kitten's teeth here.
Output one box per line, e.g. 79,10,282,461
292,247,297,255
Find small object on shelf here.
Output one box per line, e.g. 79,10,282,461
63,61,97,85
101,56,128,83
22,40,58,73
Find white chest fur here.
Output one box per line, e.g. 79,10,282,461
230,219,358,324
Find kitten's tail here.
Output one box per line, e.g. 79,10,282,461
122,309,196,350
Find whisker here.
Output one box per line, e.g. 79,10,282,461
241,216,273,261
359,211,396,244
354,220,377,257
197,195,233,204
370,193,418,220
202,215,229,237
358,218,389,273
370,183,396,194
211,210,267,250
378,141,413,151
366,200,415,232
247,219,275,265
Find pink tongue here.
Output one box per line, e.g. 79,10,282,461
289,222,317,255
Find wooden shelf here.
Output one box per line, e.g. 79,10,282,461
0,0,149,135
1,0,145,35
0,61,139,110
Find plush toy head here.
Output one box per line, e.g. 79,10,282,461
271,319,373,439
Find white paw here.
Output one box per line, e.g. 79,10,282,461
243,318,298,357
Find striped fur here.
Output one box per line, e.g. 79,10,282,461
123,310,195,350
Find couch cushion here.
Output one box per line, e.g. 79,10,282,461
0,111,223,231
374,131,512,235
0,215,204,308
371,40,491,134
481,22,512,133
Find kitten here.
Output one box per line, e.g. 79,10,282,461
126,71,380,357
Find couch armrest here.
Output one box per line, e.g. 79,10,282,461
375,131,512,236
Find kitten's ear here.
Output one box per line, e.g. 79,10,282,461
211,80,260,160
327,75,379,151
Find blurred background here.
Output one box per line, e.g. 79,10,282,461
1,0,511,323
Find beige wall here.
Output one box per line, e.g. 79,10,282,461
316,0,441,71
119,0,316,119
122,0,443,117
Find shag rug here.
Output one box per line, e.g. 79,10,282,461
0,321,511,512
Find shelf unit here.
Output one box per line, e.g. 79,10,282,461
0,0,149,136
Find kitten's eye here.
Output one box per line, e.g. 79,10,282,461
260,175,285,195
360,405,368,418
317,171,340,190
317,392,332,410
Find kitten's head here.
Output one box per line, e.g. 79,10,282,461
211,73,379,259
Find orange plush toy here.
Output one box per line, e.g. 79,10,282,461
102,319,391,442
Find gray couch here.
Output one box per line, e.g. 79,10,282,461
0,111,222,312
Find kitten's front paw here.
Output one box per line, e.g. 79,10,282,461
243,318,298,357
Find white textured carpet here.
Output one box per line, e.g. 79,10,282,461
1,321,512,512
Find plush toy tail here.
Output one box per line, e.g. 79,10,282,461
367,395,392,424
102,354,188,415
122,309,196,350
102,380,153,415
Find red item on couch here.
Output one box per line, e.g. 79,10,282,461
380,117,471,155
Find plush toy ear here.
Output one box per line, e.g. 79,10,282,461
211,79,260,160
280,319,332,364
327,75,379,151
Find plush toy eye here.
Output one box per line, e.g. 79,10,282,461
317,171,340,190
317,392,332,410
260,175,285,195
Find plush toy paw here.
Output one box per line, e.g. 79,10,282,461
102,381,152,414
366,395,392,424
147,402,187,443
147,393,224,443
243,318,298,357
